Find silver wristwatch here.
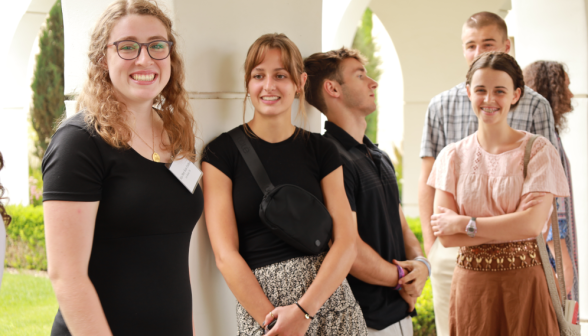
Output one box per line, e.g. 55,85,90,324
465,217,477,238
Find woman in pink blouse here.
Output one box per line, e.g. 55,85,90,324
428,51,569,336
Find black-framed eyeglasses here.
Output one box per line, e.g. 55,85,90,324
109,40,174,60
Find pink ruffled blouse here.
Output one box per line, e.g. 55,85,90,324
428,131,570,242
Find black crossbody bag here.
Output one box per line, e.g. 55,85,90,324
229,127,332,255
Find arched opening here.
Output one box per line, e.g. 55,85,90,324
1,0,55,206
372,13,404,166
321,1,405,165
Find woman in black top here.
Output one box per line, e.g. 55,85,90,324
202,33,367,336
42,1,202,335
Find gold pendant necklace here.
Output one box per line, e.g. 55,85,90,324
131,110,160,162
152,152,160,162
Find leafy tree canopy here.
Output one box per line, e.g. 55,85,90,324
30,0,64,159
352,8,382,142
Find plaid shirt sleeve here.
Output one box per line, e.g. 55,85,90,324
528,94,559,151
420,98,446,159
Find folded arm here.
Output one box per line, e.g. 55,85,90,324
432,189,554,247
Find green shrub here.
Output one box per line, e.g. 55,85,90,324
4,205,46,270
407,216,436,335
29,166,43,206
407,216,424,255
413,279,436,336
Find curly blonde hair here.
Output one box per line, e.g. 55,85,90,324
523,61,573,133
243,33,307,135
77,0,196,161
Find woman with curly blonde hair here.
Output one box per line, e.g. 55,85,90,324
42,1,202,335
524,60,579,307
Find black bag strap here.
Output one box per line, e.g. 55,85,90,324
229,127,275,194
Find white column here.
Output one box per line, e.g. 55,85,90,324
511,0,588,330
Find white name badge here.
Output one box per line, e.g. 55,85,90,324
166,158,202,193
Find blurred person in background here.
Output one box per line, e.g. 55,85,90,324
0,152,10,289
524,60,578,303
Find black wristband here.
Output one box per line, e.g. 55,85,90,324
295,302,314,320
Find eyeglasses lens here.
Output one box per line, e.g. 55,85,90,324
116,41,171,60
117,41,140,59
147,42,170,59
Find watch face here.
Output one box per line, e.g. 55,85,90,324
466,220,476,237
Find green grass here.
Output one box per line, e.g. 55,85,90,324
0,272,58,335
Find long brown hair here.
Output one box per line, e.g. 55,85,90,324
0,152,11,227
76,0,197,161
243,33,307,135
523,61,573,133
466,51,525,109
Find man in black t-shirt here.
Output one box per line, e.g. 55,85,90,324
304,48,429,335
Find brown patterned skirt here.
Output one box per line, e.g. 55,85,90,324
450,240,560,336
236,253,368,336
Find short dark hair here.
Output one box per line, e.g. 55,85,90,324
464,11,508,41
303,47,366,114
466,51,525,109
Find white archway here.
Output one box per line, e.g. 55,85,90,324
0,0,55,206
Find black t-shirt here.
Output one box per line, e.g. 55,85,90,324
202,125,341,270
42,113,203,336
324,121,413,330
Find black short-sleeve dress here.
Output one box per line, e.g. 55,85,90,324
42,113,203,336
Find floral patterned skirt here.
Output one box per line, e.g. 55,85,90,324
236,253,368,336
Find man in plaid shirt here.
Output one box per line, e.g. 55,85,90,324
418,11,558,336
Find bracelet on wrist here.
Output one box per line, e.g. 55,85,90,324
393,264,405,290
414,256,431,277
295,302,314,320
